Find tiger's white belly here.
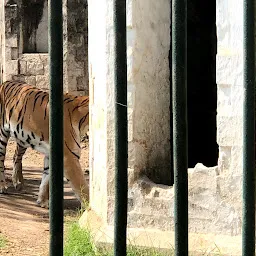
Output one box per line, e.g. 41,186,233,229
8,123,49,156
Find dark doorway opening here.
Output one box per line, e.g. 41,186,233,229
169,0,218,184
187,0,218,168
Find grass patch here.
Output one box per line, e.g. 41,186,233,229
0,234,7,248
64,221,170,256
64,222,97,256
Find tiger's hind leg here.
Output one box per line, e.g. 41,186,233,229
12,143,27,190
37,156,49,208
0,128,10,193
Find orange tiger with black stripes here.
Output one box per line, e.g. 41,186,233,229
0,80,89,208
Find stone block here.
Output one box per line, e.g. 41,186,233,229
218,146,231,174
5,60,18,76
12,75,25,82
217,84,231,116
216,54,243,86
11,47,18,60
5,35,17,47
230,146,243,176
231,86,243,116
67,75,78,91
188,164,218,216
76,76,88,92
27,61,44,75
127,212,174,231
5,47,11,60
24,76,36,86
72,33,84,48
43,62,49,75
19,60,27,74
36,74,49,89
5,20,11,34
217,116,243,146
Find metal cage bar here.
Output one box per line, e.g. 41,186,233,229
172,0,188,255
242,0,255,255
113,0,128,255
48,0,64,255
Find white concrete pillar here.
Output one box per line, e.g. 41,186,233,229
88,0,171,225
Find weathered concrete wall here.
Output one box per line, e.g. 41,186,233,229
129,0,171,185
13,53,49,89
89,0,171,224
87,0,109,222
216,0,244,222
2,0,88,94
22,0,47,53
3,1,19,82
65,0,88,94
35,0,48,53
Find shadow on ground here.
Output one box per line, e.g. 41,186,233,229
0,167,85,222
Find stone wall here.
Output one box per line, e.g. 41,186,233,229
65,0,88,94
13,53,49,89
216,0,244,219
4,1,20,82
22,0,48,53
2,0,88,94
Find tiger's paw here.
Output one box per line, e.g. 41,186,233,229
36,199,49,209
0,182,8,194
13,182,24,191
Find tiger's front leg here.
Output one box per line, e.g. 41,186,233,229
12,143,27,190
64,152,89,206
37,156,49,208
0,129,10,193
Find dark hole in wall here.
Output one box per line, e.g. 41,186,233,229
166,0,218,185
22,0,47,53
186,0,218,169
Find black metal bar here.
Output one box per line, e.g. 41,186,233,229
242,0,255,254
113,0,128,255
172,0,188,255
48,0,64,255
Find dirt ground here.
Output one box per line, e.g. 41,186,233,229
0,139,89,256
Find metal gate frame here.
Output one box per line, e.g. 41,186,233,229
48,0,255,255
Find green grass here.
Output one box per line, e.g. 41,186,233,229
0,234,7,248
64,222,98,256
64,221,170,256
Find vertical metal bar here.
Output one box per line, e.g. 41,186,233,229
242,0,255,254
172,0,188,255
48,0,64,256
113,0,128,255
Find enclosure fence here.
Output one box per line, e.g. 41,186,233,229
48,0,255,256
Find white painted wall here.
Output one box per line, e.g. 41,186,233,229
216,0,243,209
88,0,171,222
88,0,109,222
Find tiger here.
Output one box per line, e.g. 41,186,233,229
0,80,89,208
